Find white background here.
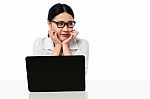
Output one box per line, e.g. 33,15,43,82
0,0,150,80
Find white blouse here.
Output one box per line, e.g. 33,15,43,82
33,37,89,74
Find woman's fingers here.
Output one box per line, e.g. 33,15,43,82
48,30,52,37
72,30,79,39
69,33,74,39
54,32,59,39
49,30,58,41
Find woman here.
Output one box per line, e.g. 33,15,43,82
33,3,89,74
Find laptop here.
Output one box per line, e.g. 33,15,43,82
25,55,85,92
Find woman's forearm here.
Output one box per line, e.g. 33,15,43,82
51,44,62,56
62,44,71,56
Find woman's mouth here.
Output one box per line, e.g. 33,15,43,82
61,34,69,37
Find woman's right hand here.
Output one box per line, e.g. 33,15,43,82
48,30,62,46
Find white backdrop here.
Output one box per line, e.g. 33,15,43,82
0,0,150,80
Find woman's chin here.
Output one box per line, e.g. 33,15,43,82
60,37,68,41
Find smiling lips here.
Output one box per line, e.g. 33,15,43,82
61,34,69,37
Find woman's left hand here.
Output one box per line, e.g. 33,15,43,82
62,30,79,45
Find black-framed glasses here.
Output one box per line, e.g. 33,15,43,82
52,21,76,28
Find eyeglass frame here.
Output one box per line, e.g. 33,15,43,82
52,20,76,28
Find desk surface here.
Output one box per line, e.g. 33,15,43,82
0,80,150,99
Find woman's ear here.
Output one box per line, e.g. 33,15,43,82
47,21,52,37
48,21,52,29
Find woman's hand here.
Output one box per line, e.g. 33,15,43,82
49,30,62,56
62,30,79,45
61,30,78,56
48,30,62,46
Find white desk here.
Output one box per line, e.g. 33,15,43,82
0,80,150,99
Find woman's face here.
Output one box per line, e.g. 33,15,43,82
48,12,74,41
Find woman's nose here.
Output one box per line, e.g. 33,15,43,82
62,25,69,31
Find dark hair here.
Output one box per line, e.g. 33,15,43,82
47,3,74,22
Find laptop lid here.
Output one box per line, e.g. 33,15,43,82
25,55,85,92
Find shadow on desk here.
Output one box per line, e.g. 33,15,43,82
29,91,88,99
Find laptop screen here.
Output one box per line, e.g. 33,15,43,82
26,56,85,92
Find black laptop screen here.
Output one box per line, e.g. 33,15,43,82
26,56,85,92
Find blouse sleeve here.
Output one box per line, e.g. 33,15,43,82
78,39,89,75
33,38,44,55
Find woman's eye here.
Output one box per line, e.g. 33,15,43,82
58,22,64,26
68,22,73,26
68,22,75,27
